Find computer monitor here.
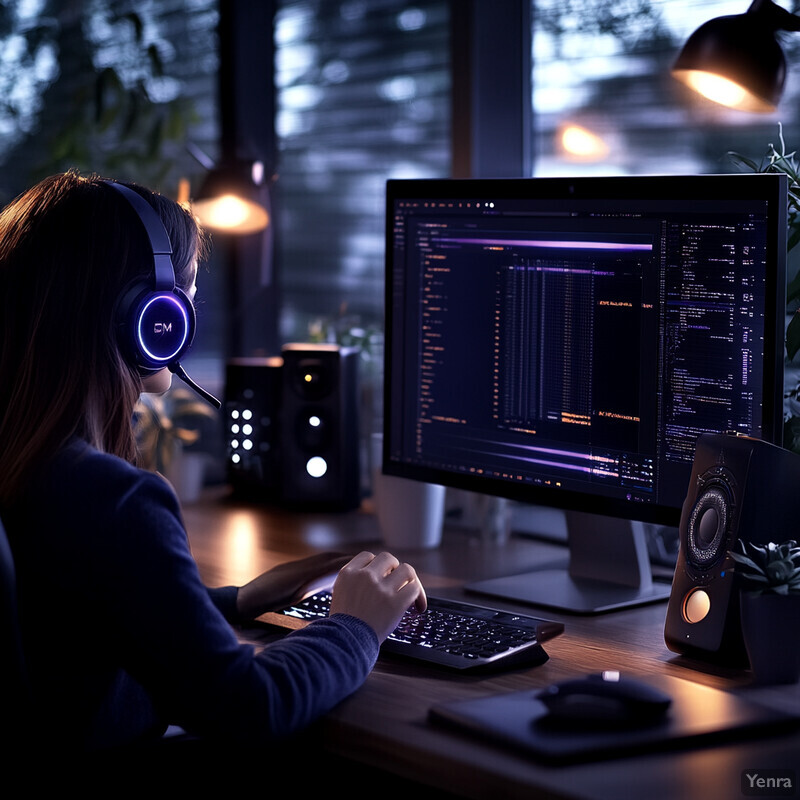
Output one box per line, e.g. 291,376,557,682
383,174,787,614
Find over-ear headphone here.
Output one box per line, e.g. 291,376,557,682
107,181,195,372
106,180,220,408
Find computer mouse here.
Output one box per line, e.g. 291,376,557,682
536,671,672,728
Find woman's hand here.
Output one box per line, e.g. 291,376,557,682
329,551,427,642
236,552,351,619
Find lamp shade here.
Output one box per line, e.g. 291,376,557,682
672,13,786,112
192,160,270,234
672,0,800,112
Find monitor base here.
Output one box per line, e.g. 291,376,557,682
467,509,674,615
466,570,672,615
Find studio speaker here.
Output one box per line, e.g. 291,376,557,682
224,357,283,499
664,432,800,665
279,343,361,510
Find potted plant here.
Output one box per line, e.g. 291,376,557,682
134,387,217,502
731,538,800,684
727,125,800,454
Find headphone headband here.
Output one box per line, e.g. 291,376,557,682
106,181,175,291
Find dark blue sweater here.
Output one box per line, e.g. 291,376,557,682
5,439,378,750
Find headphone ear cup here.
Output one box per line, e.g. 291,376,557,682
117,281,196,373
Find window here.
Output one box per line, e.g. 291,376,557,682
3,0,797,377
531,0,800,177
0,0,222,381
274,0,451,342
0,0,219,197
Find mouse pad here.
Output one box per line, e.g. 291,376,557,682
428,674,800,765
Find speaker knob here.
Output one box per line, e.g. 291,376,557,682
686,485,731,569
290,358,334,400
294,408,332,451
682,588,711,623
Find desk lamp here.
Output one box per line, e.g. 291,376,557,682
191,158,270,234
672,0,800,112
187,152,280,497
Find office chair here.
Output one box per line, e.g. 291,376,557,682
0,515,33,752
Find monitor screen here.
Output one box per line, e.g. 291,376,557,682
383,175,787,612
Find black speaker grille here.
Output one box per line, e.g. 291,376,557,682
686,483,731,568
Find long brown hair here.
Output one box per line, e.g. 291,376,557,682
0,171,204,504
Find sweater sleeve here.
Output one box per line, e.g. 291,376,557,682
94,471,379,745
207,585,240,622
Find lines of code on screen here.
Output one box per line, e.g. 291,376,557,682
388,195,769,511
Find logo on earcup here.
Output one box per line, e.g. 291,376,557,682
135,293,190,365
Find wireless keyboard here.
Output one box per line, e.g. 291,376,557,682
266,591,565,672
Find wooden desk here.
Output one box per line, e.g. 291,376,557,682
183,489,800,799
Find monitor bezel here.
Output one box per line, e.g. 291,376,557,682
382,174,788,528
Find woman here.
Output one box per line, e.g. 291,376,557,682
0,171,425,751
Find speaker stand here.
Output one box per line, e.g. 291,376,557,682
466,510,672,614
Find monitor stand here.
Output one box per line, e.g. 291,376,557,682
465,509,673,614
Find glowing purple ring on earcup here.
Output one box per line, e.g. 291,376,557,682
135,293,190,365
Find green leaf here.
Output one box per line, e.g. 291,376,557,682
121,90,141,139
730,552,762,571
788,226,800,255
768,153,800,180
123,12,145,43
147,43,164,77
95,68,124,131
783,416,800,453
726,151,757,170
147,116,164,159
787,311,800,360
164,106,186,140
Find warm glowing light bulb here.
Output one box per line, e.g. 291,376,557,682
687,71,746,106
192,194,269,233
559,124,609,161
209,195,250,228
674,70,775,113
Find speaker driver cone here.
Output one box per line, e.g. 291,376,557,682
686,485,730,568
